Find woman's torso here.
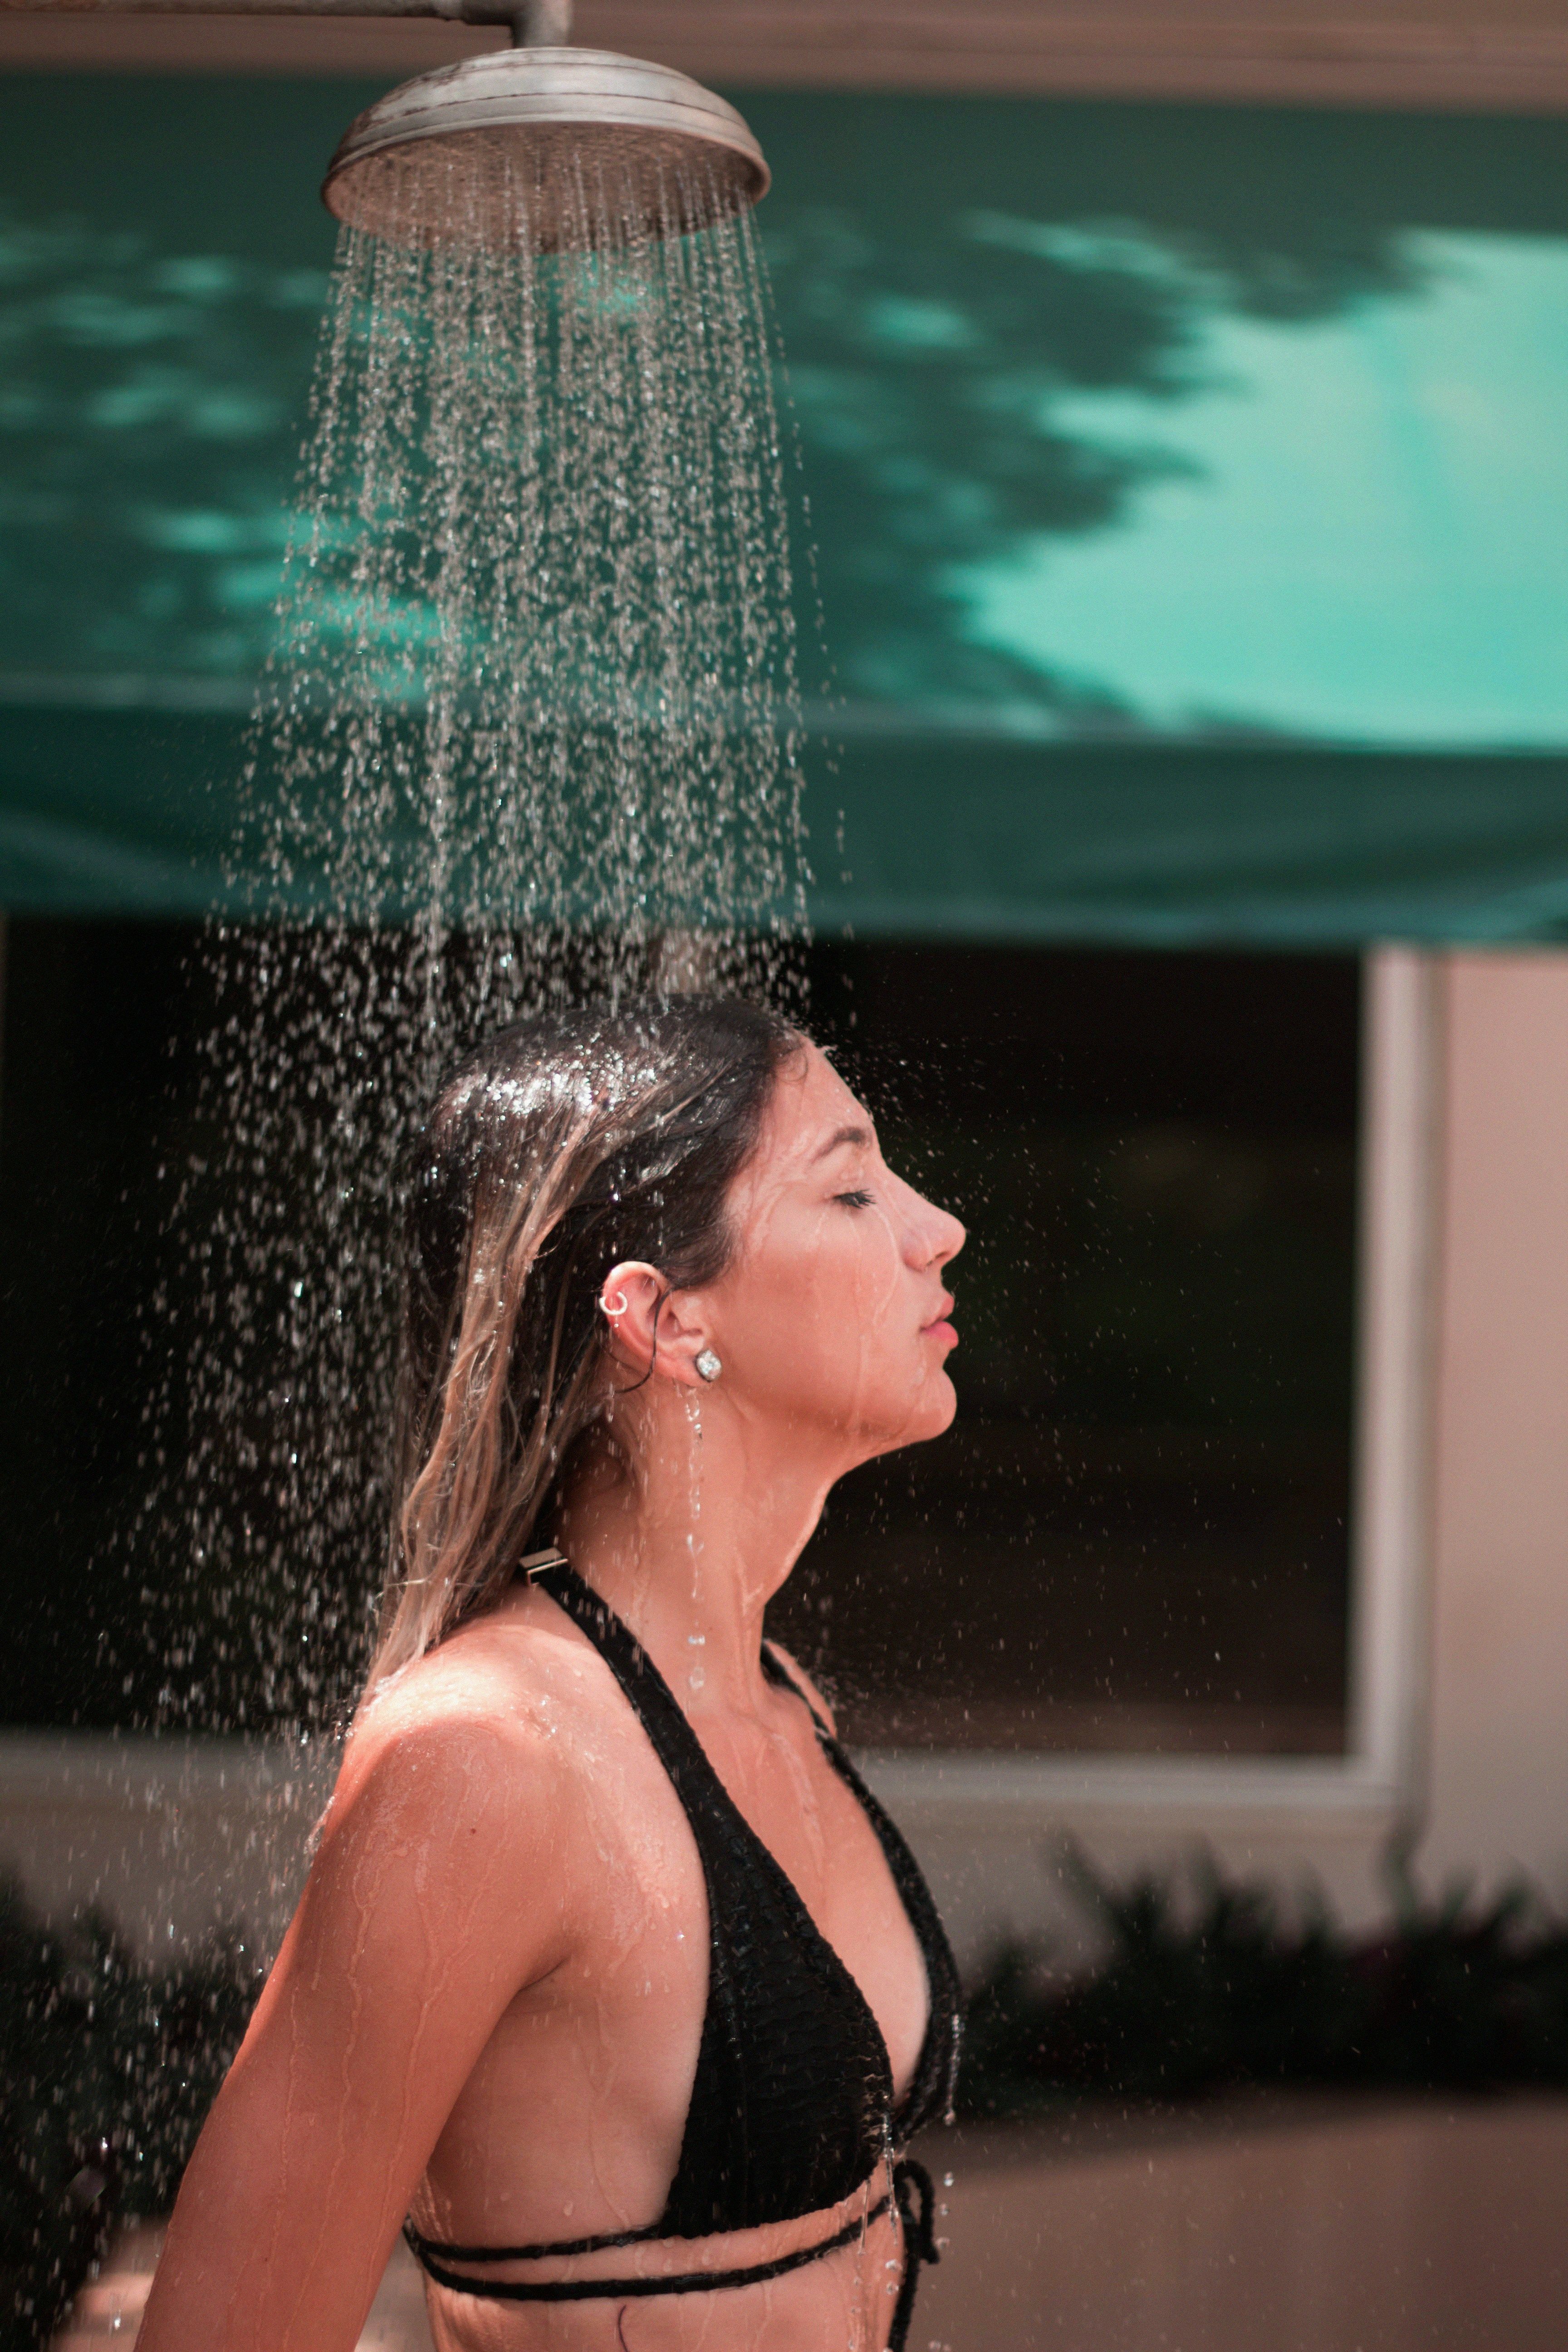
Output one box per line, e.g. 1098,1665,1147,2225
398,1563,956,2352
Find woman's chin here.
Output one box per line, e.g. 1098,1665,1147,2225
834,1362,960,1461
924,1365,959,1435
877,1368,959,1450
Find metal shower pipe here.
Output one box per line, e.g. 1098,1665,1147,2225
0,0,574,41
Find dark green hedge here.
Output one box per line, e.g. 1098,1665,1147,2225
960,1850,1568,2117
0,1884,259,2352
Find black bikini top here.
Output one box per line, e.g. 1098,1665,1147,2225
409,1554,962,2274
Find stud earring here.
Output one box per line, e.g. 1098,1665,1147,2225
695,1348,722,1383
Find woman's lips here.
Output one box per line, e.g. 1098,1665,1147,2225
921,1296,957,1346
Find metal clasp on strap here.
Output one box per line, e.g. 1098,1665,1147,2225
519,1547,569,1580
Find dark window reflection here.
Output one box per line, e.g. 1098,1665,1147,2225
768,945,1359,1757
0,924,1357,1749
0,918,203,1728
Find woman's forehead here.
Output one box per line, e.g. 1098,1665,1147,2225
764,1044,869,1158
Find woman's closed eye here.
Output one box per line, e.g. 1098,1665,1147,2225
833,1188,875,1209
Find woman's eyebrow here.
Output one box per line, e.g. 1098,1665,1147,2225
812,1122,873,1163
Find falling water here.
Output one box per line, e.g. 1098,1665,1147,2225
12,142,831,2325
260,146,806,952
123,146,811,1745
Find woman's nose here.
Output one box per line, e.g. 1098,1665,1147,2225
899,1179,964,1268
931,1205,965,1268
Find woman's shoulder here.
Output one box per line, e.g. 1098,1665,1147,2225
283,1608,598,2008
327,1599,591,1845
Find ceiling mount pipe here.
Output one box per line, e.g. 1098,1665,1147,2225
510,0,569,44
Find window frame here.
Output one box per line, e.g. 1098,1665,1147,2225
856,946,1441,1839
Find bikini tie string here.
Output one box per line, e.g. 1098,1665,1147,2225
889,2157,939,2352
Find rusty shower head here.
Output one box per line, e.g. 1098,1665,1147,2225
322,37,770,252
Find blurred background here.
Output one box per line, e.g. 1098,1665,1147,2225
3,2,1568,2346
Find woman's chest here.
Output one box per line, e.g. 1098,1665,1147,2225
428,1695,930,2232
685,1704,931,2105
503,1702,927,2084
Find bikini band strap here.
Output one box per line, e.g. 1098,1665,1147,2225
407,2194,889,2303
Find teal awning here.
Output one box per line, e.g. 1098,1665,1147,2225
5,705,1567,944
1,80,1566,941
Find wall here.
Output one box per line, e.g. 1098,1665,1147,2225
0,1732,332,1962
1418,950,1568,1906
3,3,1568,112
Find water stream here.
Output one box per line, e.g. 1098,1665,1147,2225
128,148,810,1748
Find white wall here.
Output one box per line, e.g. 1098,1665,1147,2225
1418,950,1568,1907
0,1733,331,1963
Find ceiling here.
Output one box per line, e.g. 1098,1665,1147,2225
0,0,1567,109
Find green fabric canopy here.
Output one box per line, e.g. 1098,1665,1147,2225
1,80,1565,942
4,704,1565,944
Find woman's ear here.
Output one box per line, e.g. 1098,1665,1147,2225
598,1261,711,1388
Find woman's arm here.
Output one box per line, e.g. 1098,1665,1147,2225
137,1704,569,2352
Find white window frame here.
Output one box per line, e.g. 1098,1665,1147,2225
858,945,1441,1842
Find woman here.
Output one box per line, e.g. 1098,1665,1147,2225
139,995,966,2352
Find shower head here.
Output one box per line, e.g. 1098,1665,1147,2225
322,44,770,252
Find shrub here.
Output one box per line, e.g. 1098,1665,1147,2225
0,1882,260,2352
959,1848,1568,2116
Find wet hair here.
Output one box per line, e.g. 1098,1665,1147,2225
367,995,804,1691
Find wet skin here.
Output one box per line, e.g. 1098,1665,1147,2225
138,1045,964,2352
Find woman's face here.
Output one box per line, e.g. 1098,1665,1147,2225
702,1043,965,1463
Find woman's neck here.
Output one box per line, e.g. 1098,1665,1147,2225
555,1392,838,1718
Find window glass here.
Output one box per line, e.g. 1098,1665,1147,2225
767,943,1360,1756
0,922,1358,1751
